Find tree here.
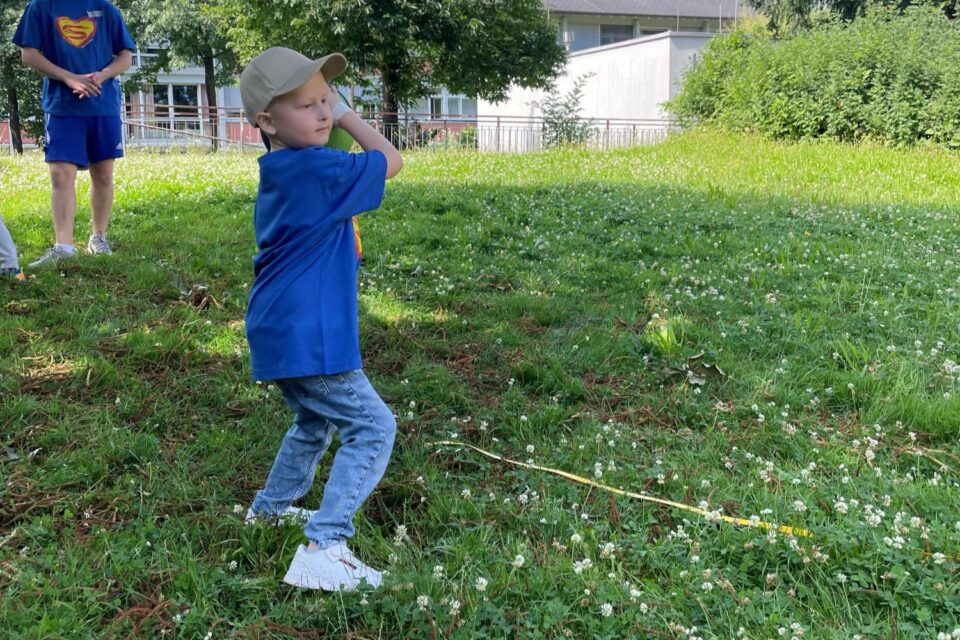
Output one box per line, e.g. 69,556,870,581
132,0,238,150
211,0,566,136
747,0,958,31
531,74,594,148
744,0,817,31
0,0,43,153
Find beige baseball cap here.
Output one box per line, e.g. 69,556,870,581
240,47,347,126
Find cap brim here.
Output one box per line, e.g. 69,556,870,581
275,53,347,97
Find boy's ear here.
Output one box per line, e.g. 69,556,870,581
256,111,276,136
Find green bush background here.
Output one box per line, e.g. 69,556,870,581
669,7,960,148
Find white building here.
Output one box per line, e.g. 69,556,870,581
549,0,739,51
475,1,740,150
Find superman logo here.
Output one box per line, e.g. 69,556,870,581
56,16,97,48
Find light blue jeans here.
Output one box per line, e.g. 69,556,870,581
0,218,19,271
251,370,396,548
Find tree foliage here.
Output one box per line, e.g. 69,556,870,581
130,0,238,148
210,0,566,126
747,0,957,32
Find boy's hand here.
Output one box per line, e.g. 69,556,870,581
328,84,352,123
65,73,101,99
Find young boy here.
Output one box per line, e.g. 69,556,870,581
0,218,25,281
13,0,136,267
240,47,403,592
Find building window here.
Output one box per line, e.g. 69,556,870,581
171,84,199,117
149,84,201,131
599,24,634,46
152,84,171,123
430,97,444,119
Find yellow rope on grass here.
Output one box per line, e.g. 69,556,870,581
429,441,813,539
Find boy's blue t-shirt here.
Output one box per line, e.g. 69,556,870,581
13,0,136,116
247,146,388,381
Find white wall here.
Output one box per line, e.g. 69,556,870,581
479,31,713,128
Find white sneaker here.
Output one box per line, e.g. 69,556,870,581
283,544,363,591
245,506,316,525
334,543,383,588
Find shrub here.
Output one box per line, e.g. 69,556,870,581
668,7,960,147
531,74,595,148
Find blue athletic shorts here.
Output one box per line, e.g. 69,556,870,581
44,114,124,169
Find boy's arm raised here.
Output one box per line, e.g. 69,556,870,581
331,92,403,180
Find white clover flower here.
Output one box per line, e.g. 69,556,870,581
449,599,461,616
417,595,430,610
432,565,444,579
475,576,488,592
511,554,525,568
600,603,613,617
570,532,583,544
573,558,593,574
526,444,535,453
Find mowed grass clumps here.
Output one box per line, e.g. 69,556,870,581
1,132,959,639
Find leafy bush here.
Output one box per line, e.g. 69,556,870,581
669,7,960,147
456,126,478,149
531,74,595,148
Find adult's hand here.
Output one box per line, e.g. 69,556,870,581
86,71,105,88
65,73,101,99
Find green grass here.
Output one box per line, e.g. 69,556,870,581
1,131,959,639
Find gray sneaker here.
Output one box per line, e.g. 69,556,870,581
88,234,113,256
28,246,77,269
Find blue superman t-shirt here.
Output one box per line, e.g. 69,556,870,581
13,0,136,116
247,147,388,381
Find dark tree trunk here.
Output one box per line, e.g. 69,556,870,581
203,54,219,151
6,80,23,155
380,63,401,147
